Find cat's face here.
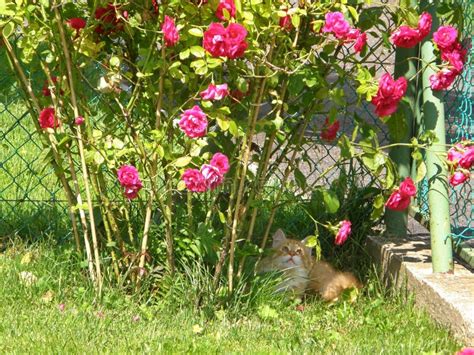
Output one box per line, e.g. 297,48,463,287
270,229,312,270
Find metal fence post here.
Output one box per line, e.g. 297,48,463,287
420,6,454,273
385,43,418,237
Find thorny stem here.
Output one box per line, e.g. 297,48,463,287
236,81,288,277
54,6,103,293
227,65,271,292
0,34,95,280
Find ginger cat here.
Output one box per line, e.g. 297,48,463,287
257,229,362,302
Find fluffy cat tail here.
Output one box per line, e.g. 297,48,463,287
320,272,362,302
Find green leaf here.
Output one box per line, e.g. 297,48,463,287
190,46,205,58
294,168,307,190
188,28,203,37
179,49,190,60
415,161,427,183
322,189,340,214
174,156,193,167
338,135,354,159
370,194,385,220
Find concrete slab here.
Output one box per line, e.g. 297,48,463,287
367,218,474,346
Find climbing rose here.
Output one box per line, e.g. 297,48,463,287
39,107,60,129
457,347,474,355
385,190,411,211
201,164,224,190
449,171,469,187
117,165,143,199
390,12,432,48
200,84,229,101
203,23,228,57
399,177,417,197
224,23,248,59
279,12,292,30
215,0,236,21
371,74,407,117
447,144,464,165
322,12,350,39
334,220,351,246
179,106,208,138
390,26,422,48
417,12,432,38
182,169,207,192
433,25,458,51
67,18,86,36
354,31,367,53
162,16,179,47
459,146,474,169
74,116,85,125
210,153,230,174
429,68,458,91
123,186,142,200
320,118,340,141
441,45,466,72
117,165,141,187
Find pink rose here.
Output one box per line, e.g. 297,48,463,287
390,26,421,48
123,185,142,200
39,107,60,129
459,146,474,169
385,190,411,211
334,220,351,246
457,348,474,355
117,165,143,199
371,74,407,117
162,16,179,47
200,83,229,101
447,144,464,165
75,116,85,125
210,152,230,174
441,43,467,72
354,31,367,53
322,12,350,39
279,13,292,31
117,165,141,187
203,23,228,57
201,164,224,190
449,170,469,187
224,23,248,59
179,105,208,138
320,118,340,141
433,25,458,51
215,0,236,21
429,68,458,91
417,12,432,39
182,169,207,192
399,177,417,198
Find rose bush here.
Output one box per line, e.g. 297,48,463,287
0,0,465,292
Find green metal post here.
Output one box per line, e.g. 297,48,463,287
420,6,454,273
385,42,418,237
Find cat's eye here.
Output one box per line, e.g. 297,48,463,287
281,246,290,253
296,248,302,255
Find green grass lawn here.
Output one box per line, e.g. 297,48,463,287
0,240,461,354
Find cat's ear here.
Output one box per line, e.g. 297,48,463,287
301,236,314,256
272,229,286,248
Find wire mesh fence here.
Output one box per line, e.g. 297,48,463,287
0,6,393,243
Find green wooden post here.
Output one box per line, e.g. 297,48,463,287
420,7,454,273
385,43,418,237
